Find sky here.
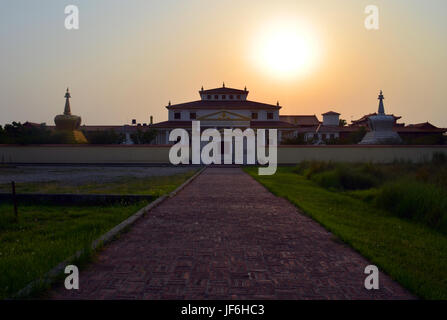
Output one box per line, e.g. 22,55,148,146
0,0,446,127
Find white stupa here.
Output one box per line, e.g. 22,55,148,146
359,91,402,145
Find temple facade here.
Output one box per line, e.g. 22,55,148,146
149,84,296,144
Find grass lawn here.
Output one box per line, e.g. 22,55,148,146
244,166,447,300
0,202,148,299
0,169,198,299
0,170,197,196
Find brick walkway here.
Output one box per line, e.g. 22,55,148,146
48,168,413,299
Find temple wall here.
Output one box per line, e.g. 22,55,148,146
276,145,447,163
1,145,446,164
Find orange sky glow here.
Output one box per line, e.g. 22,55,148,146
0,0,446,127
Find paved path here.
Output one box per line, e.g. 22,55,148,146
48,168,413,299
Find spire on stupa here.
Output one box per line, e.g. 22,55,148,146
378,90,385,115
64,88,72,115
54,87,86,143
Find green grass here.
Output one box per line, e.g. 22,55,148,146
244,166,447,300
0,169,198,299
293,161,447,234
0,202,148,299
375,180,447,233
0,170,197,196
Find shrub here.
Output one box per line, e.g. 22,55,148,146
292,161,312,175
432,152,447,165
337,167,378,190
375,179,447,234
402,134,444,145
346,188,380,203
312,166,378,191
358,163,385,181
0,122,74,144
84,130,125,144
305,161,336,179
312,170,343,190
281,133,307,145
293,161,336,177
130,128,157,144
337,126,367,145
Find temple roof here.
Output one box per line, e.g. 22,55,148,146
322,111,340,116
316,124,359,133
280,115,320,126
199,86,248,95
351,113,402,125
166,100,281,110
397,122,446,133
250,121,297,128
406,122,440,129
150,121,193,128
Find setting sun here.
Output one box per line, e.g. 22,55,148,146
252,19,320,78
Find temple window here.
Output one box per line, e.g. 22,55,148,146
174,112,181,120
221,95,226,99
267,112,273,120
251,112,258,120
229,95,234,100
190,112,196,120
214,95,218,100
207,95,211,99
237,95,241,99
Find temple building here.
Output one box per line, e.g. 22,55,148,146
149,84,296,144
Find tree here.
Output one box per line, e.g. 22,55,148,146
0,125,6,144
281,133,308,145
339,119,347,127
1,122,73,144
130,128,157,144
337,126,367,145
83,130,125,144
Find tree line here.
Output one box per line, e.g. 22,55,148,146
0,122,157,145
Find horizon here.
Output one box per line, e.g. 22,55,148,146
1,0,446,127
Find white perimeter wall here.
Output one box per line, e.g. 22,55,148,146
1,145,446,164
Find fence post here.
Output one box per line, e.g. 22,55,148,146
12,181,18,221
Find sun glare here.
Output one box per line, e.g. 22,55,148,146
253,20,319,78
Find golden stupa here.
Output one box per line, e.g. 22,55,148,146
54,88,88,143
